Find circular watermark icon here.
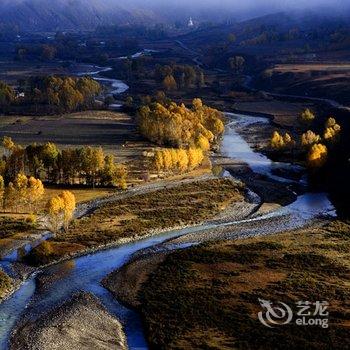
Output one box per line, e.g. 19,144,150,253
258,298,293,327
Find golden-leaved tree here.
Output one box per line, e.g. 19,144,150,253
270,131,294,149
60,191,76,231
2,137,128,188
138,98,224,149
307,143,328,168
299,108,315,124
301,130,321,147
46,191,76,233
27,176,45,211
46,195,65,233
100,155,128,189
324,117,341,141
153,148,204,173
2,173,44,212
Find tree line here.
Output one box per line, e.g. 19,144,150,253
0,76,101,113
1,137,127,189
155,64,205,91
153,148,204,173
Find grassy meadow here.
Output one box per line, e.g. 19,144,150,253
27,178,244,265
138,220,350,349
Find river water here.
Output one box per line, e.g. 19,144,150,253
0,64,337,349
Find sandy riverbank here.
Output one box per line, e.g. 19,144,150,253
103,252,167,309
10,292,128,350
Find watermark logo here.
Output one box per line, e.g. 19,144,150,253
258,299,329,328
258,299,293,327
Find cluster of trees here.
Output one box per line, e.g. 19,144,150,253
0,173,44,212
20,76,101,112
0,76,101,113
46,190,76,232
16,44,57,61
120,57,147,81
270,113,342,168
155,64,205,90
1,137,127,189
153,148,204,173
239,27,304,47
305,117,341,168
0,171,77,232
138,98,224,149
270,131,294,149
300,117,340,146
324,117,341,140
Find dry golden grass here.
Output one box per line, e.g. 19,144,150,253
139,220,350,350
25,178,244,265
53,178,244,247
272,63,350,73
0,187,115,218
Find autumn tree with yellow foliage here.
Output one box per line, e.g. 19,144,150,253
270,131,284,149
2,136,15,155
46,191,76,232
270,131,294,149
1,137,128,188
138,98,224,149
307,143,328,168
324,117,341,141
301,130,321,147
154,148,204,173
299,108,315,124
46,195,65,233
100,155,128,189
2,174,44,212
27,176,45,211
60,191,76,231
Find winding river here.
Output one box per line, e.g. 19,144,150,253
0,63,337,349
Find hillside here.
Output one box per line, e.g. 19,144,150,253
0,0,238,32
0,0,159,32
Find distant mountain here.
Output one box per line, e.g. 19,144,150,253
1,0,349,33
0,0,161,32
0,0,249,32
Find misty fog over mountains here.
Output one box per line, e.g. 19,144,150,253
0,0,349,31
